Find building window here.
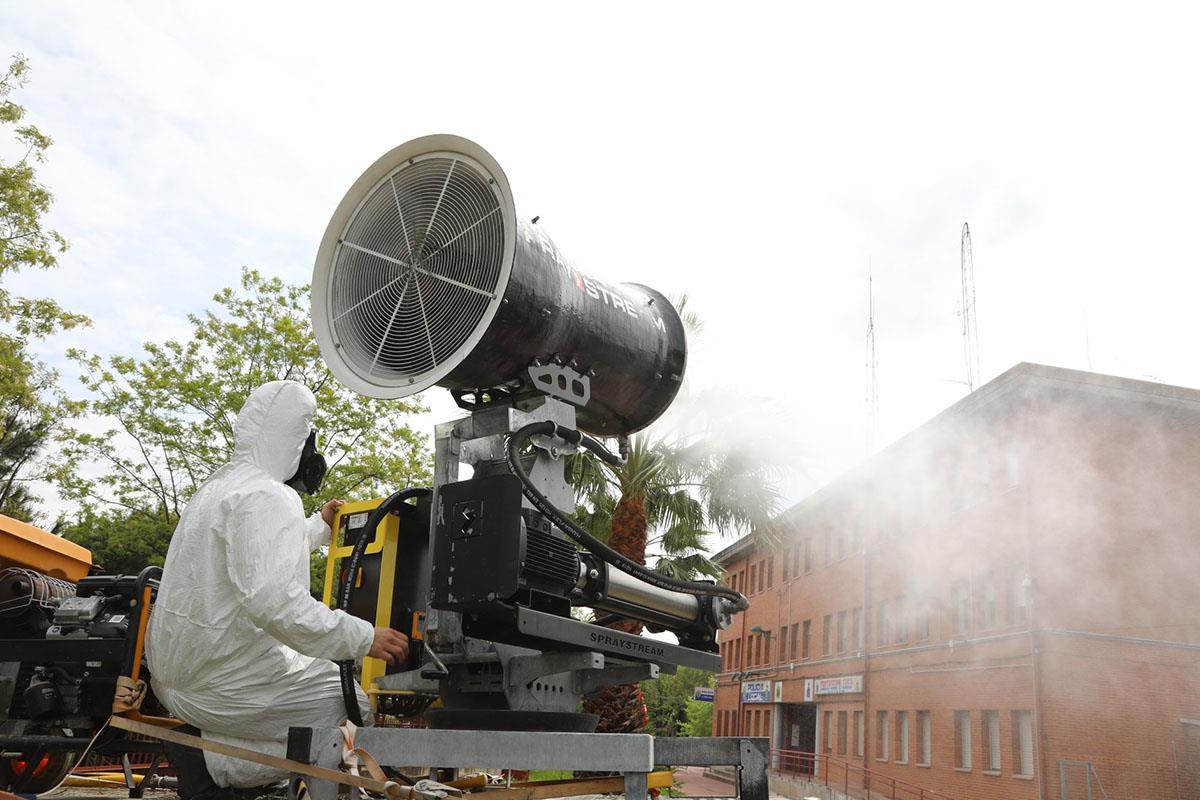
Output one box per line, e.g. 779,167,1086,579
782,547,791,581
804,538,813,573
980,571,996,629
753,635,762,666
895,595,908,644
779,626,788,664
851,607,863,651
954,710,972,770
876,711,889,761
835,530,846,561
822,615,832,656
915,598,931,641
749,565,757,595
764,709,772,744
983,710,1001,772
1012,710,1034,776
918,710,932,766
1008,567,1030,625
837,610,848,654
952,580,971,635
767,556,775,589
734,639,742,668
758,560,765,593
896,711,909,764
854,710,864,757
877,600,891,646
824,710,834,753
790,623,800,660
823,529,833,565
837,711,848,755
801,620,811,659
850,523,862,554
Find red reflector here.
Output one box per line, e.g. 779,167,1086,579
10,753,51,777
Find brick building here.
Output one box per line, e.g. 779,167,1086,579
712,363,1200,800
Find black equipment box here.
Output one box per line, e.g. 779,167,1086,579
431,473,579,616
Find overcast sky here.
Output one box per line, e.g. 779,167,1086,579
4,2,1200,524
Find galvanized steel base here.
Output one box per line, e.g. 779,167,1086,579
286,727,768,800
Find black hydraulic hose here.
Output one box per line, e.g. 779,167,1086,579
506,421,749,611
336,487,431,726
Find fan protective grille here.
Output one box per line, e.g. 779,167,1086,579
329,153,506,387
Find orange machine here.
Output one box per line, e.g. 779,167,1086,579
0,514,92,581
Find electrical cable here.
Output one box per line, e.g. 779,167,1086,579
336,487,432,725
506,421,749,611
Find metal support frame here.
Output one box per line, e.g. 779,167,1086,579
289,728,768,800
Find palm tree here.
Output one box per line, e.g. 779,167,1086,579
570,432,783,733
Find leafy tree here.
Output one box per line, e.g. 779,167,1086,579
55,510,173,576
0,54,89,519
0,55,85,345
52,268,432,575
682,697,713,738
641,667,714,738
573,431,783,733
0,407,50,521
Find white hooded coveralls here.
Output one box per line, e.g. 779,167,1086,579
147,381,375,787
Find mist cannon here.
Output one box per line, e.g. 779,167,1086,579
312,134,686,436
312,134,743,733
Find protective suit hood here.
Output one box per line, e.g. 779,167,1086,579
147,379,374,789
233,381,316,482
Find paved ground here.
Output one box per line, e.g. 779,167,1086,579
671,766,736,798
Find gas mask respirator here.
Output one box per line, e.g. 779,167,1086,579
286,430,327,495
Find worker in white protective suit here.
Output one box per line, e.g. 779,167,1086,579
147,381,409,796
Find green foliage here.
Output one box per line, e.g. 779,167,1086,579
51,268,431,521
567,295,783,580
0,55,87,347
683,697,713,738
51,269,433,588
641,667,714,738
0,404,50,521
0,54,88,520
58,510,175,576
569,429,781,580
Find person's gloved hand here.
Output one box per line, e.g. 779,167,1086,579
321,498,346,526
370,628,410,664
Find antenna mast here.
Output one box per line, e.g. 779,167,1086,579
959,223,981,391
866,266,878,453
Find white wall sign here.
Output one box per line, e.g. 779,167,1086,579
741,680,772,703
814,675,864,695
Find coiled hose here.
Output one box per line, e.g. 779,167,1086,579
506,421,749,611
336,487,432,725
